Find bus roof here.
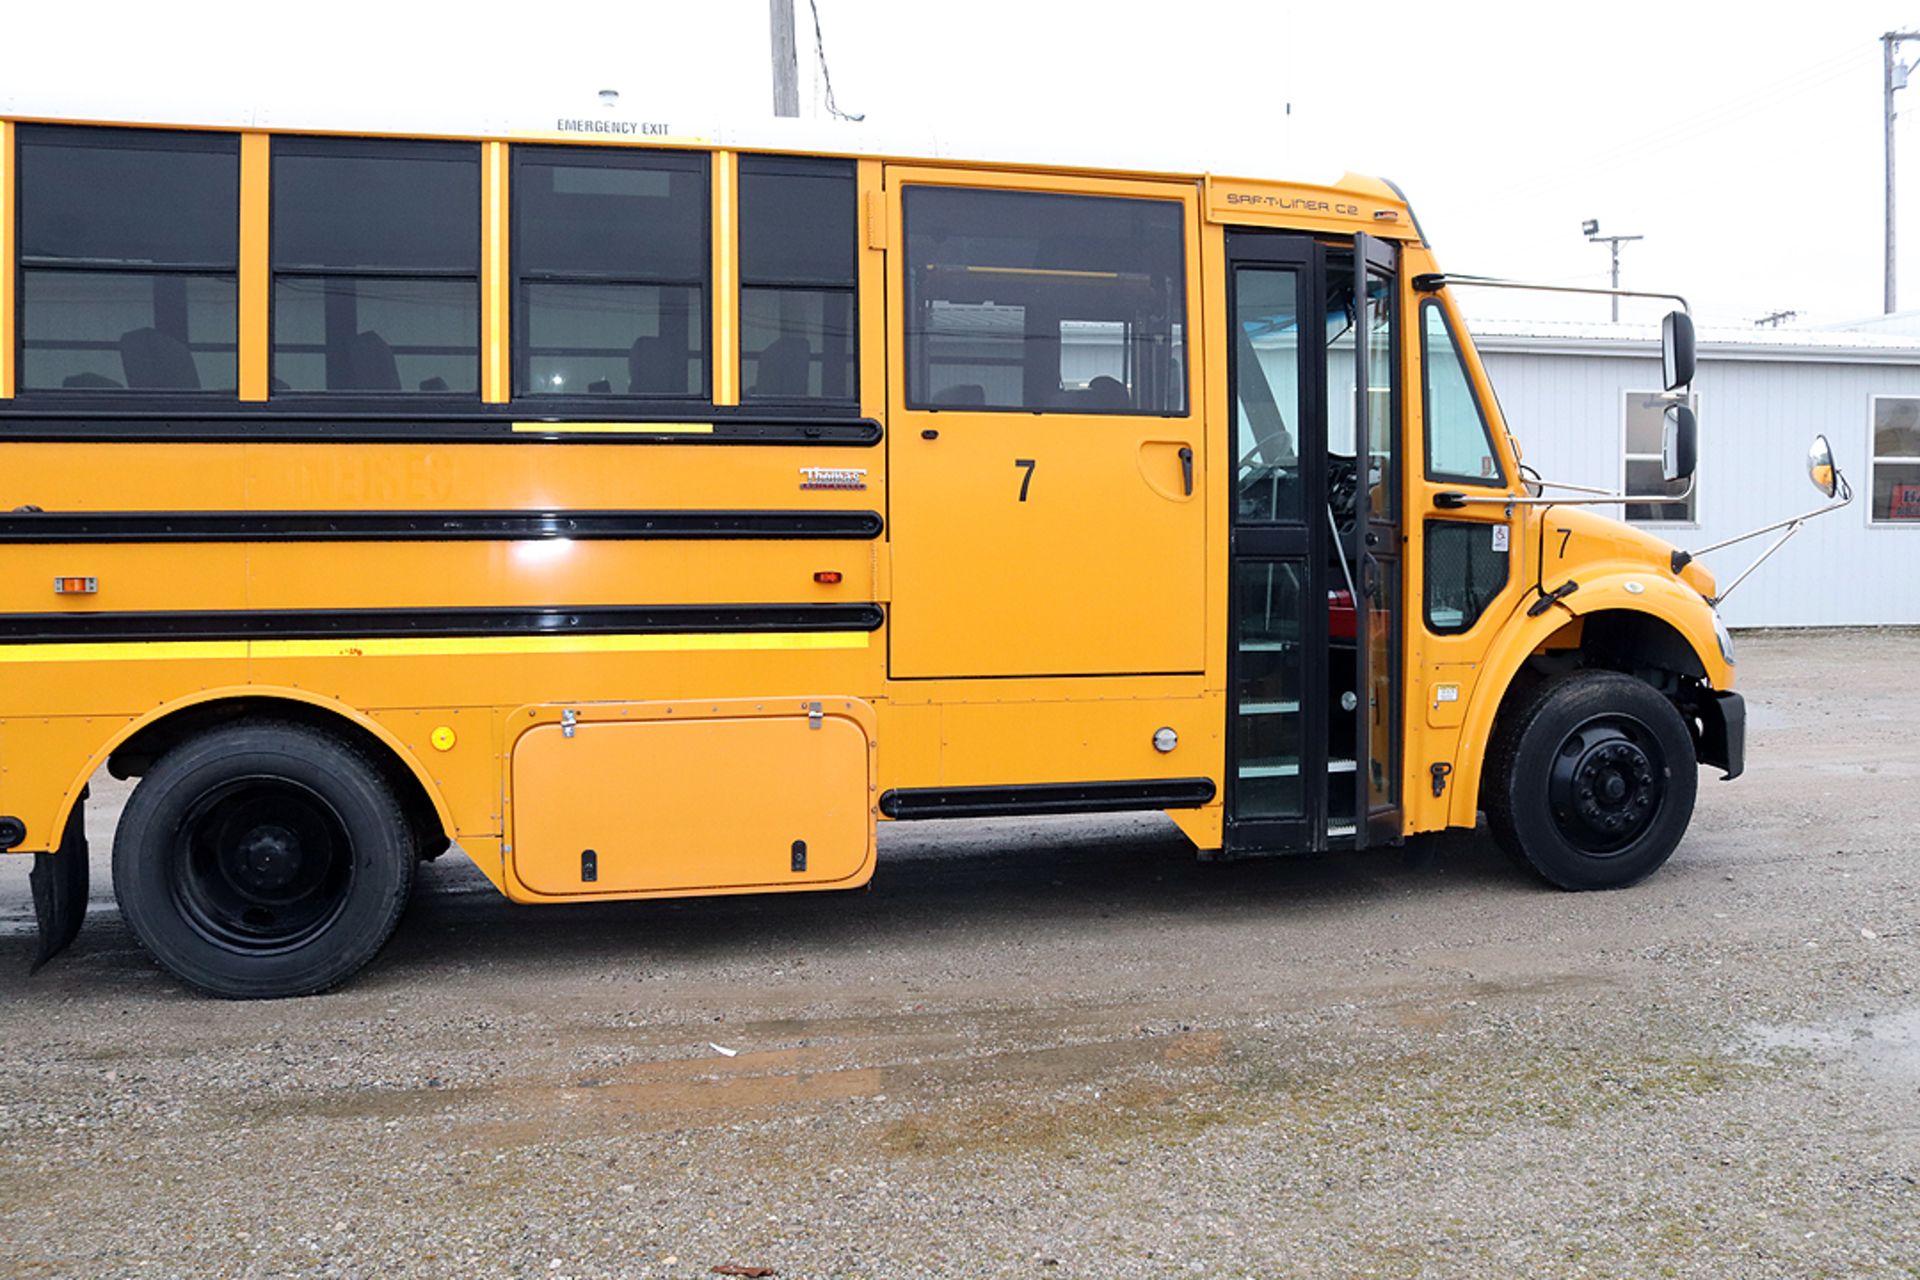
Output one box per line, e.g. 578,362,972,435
0,87,1417,238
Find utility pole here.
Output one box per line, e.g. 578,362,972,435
1583,220,1644,322
770,0,801,118
1885,32,1920,313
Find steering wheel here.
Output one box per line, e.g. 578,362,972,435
1326,454,1358,534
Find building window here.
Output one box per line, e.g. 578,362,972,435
1421,302,1502,485
1871,395,1920,522
16,125,239,392
903,187,1187,414
272,137,479,395
514,147,707,398
1623,390,1697,523
739,156,856,404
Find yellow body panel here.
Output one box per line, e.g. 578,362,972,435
712,151,740,406
0,121,11,400
482,141,510,404
238,132,270,402
883,167,1208,680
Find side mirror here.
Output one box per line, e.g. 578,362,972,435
1662,311,1695,390
1662,403,1698,483
1807,433,1839,498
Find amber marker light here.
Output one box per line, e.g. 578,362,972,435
54,577,97,595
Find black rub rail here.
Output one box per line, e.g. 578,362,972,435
0,509,884,544
0,603,886,644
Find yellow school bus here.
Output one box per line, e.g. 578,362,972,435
0,104,1789,997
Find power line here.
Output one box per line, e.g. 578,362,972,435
806,0,863,122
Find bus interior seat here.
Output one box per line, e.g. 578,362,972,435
931,384,986,407
418,376,449,392
628,337,686,394
751,334,812,397
119,327,200,390
1084,375,1131,410
344,331,401,391
61,371,124,389
587,378,613,394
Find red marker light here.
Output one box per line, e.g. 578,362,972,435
813,571,843,585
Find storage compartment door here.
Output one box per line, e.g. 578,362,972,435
511,711,872,896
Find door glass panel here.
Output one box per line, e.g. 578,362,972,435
1326,578,1357,832
1234,559,1306,818
1363,271,1396,523
1233,267,1302,523
1366,558,1398,817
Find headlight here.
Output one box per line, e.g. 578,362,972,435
1712,609,1735,667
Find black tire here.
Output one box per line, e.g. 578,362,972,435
112,721,415,998
1483,671,1697,891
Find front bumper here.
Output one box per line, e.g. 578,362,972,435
1695,690,1746,780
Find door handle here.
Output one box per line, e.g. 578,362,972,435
1178,445,1194,496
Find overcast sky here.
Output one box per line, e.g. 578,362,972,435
10,0,1920,330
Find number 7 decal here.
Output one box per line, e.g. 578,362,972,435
1015,458,1036,502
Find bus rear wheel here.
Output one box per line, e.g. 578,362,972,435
112,721,414,998
1484,671,1698,890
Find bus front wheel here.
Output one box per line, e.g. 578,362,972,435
112,721,415,998
1484,671,1698,890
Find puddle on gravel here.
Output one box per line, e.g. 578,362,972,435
1746,1008,1920,1084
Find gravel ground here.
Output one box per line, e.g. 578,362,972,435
0,629,1916,1279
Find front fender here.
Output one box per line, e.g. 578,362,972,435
1444,570,1731,828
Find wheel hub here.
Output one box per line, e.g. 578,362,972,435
172,779,353,953
1548,718,1664,855
232,824,302,893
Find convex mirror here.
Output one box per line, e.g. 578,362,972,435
1662,311,1695,390
1662,403,1698,483
1807,434,1839,498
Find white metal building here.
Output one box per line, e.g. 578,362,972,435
1471,320,1920,629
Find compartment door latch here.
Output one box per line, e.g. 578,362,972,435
561,708,578,739
808,701,823,730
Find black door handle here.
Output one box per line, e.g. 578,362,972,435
921,428,939,440
1178,445,1194,496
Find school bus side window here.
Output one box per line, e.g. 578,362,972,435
514,147,708,398
739,156,856,404
17,125,239,393
1421,301,1502,485
903,187,1186,414
271,137,479,395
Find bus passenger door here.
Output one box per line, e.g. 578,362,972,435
1343,235,1403,847
1223,232,1402,854
1224,234,1325,853
883,171,1206,679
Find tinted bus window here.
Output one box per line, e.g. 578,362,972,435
514,148,708,397
739,156,856,404
17,126,239,392
271,138,479,394
903,187,1187,415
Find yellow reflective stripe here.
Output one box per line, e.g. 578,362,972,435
252,632,869,658
0,641,249,664
510,422,715,435
0,632,869,663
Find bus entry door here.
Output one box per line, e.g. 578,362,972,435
883,170,1206,679
1223,231,1402,854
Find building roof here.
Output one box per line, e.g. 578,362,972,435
1469,317,1920,366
